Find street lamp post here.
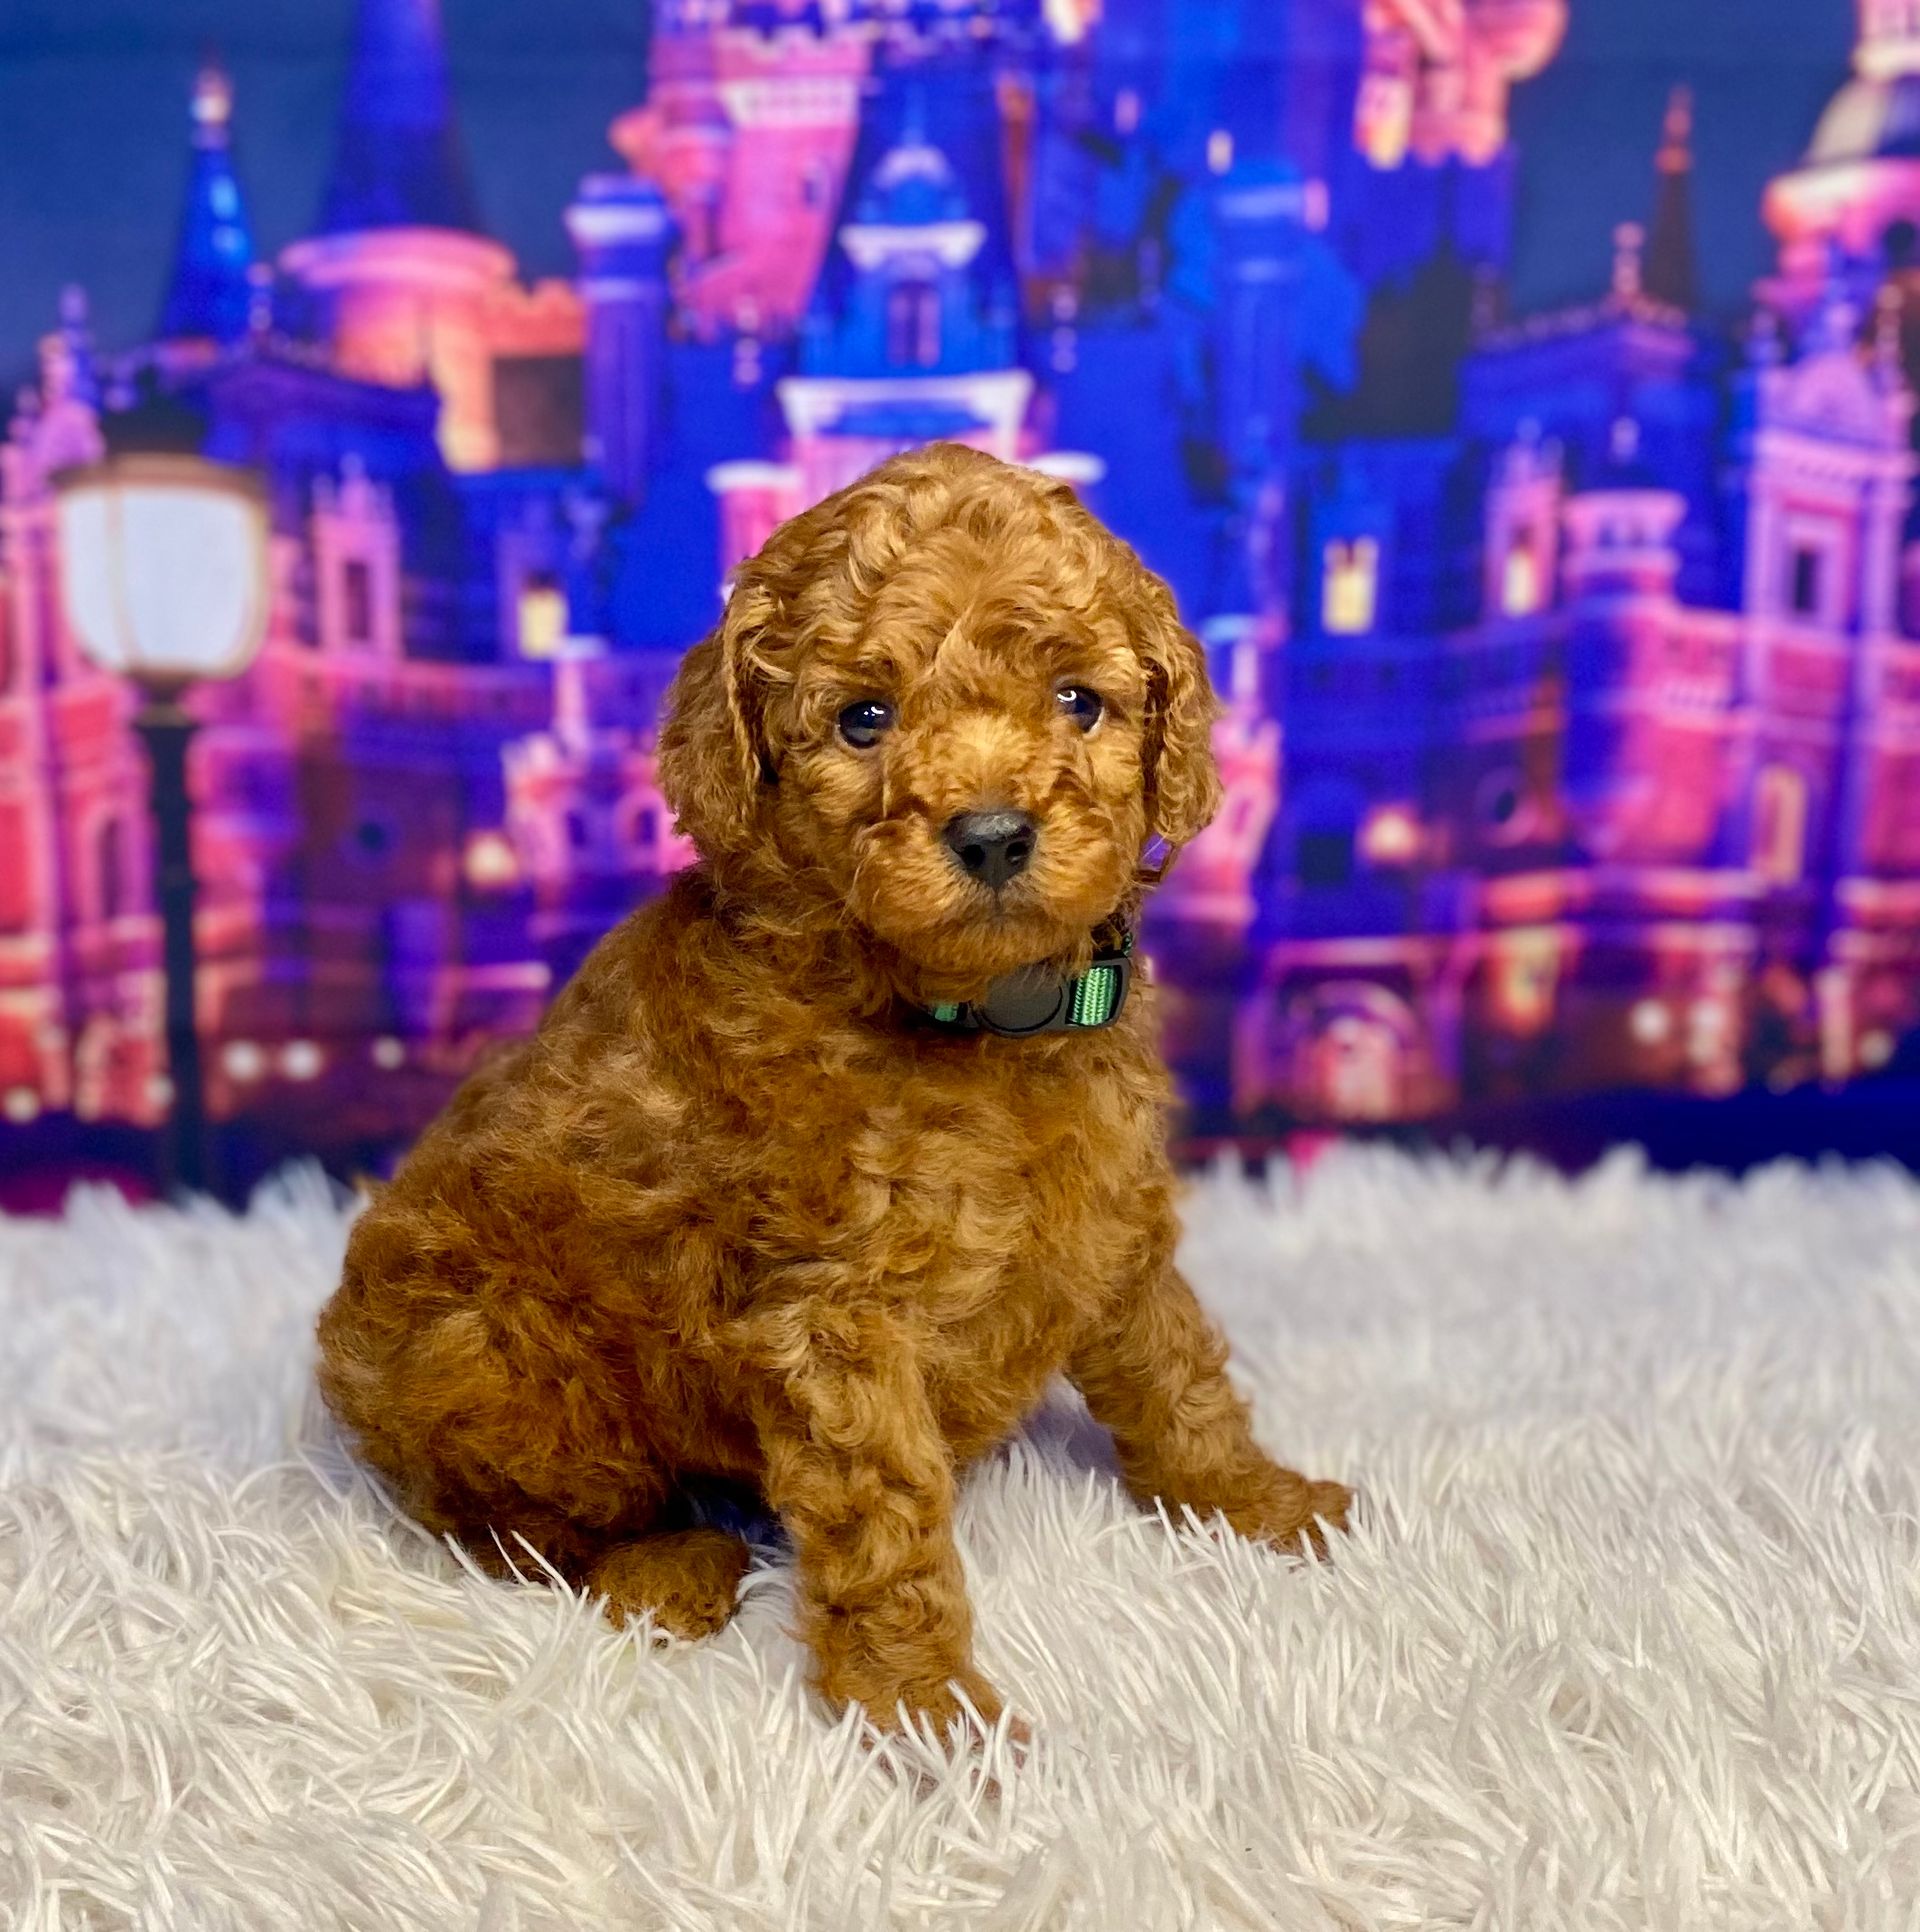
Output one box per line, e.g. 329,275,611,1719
52,454,271,1198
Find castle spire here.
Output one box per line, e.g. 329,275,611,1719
316,0,482,237
1643,84,1700,314
156,54,258,344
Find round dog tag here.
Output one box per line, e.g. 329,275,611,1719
975,968,1068,1036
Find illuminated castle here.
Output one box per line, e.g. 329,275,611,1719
2,0,1918,1157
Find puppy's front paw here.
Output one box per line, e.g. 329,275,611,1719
836,1662,1009,1740
1229,1473,1355,1560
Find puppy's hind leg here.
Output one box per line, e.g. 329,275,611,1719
586,1527,753,1639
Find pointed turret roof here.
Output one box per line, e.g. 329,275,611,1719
156,57,258,344
316,0,483,238
1643,85,1700,314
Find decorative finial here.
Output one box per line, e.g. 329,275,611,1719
1658,84,1693,175
1612,222,1646,301
732,297,763,389
193,53,234,142
1049,283,1079,375
45,287,98,408
1499,418,1547,485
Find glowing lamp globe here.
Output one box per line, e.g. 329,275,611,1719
53,455,270,688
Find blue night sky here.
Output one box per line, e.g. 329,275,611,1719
0,0,1857,385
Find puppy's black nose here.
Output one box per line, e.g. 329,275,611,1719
944,810,1036,892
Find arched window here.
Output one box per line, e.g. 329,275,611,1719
341,559,374,646
886,281,940,368
1322,537,1379,636
97,817,126,924
1501,527,1544,617
1754,764,1808,886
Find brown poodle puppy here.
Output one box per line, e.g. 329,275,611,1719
316,442,1350,1735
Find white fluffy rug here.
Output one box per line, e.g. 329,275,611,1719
5,1151,1920,1930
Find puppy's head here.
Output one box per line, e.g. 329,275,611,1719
659,444,1220,989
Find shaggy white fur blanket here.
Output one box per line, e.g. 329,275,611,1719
4,1151,1920,1931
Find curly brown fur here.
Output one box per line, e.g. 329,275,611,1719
316,443,1350,1735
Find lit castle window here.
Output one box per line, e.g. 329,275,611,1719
517,578,569,659
1502,528,1545,616
1356,73,1413,169
1322,537,1380,635
1360,804,1422,867
465,830,522,890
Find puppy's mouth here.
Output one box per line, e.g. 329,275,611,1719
900,897,1081,983
864,880,1111,995
844,806,1132,988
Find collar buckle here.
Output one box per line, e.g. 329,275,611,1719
920,918,1134,1038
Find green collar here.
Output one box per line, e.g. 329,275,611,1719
918,918,1135,1038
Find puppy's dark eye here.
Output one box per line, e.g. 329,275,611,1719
1055,684,1104,733
837,698,895,749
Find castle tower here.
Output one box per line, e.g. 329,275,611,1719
610,1,870,343
282,0,514,471
1765,0,1920,319
565,177,671,508
762,105,1031,511
1210,164,1319,492
156,57,258,348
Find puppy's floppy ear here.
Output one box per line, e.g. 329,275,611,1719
1133,571,1223,863
658,569,781,864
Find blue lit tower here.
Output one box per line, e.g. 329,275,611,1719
156,58,258,348
566,178,671,508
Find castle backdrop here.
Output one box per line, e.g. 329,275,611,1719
4,0,1920,1191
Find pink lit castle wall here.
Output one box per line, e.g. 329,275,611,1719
2,0,1918,1182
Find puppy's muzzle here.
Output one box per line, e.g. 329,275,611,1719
943,811,1036,893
